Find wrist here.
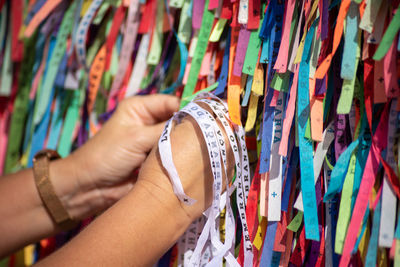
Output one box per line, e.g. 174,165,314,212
138,140,212,222
136,166,196,228
49,157,94,221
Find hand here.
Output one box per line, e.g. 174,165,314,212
51,94,180,220
32,102,237,267
136,113,235,222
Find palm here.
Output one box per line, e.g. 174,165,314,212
68,95,179,211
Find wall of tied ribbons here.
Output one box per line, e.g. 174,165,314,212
0,0,399,266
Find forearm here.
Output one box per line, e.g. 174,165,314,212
0,160,65,257
35,171,196,267
0,168,54,257
35,120,218,266
0,94,181,260
0,156,93,258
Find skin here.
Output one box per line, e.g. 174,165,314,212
0,94,234,266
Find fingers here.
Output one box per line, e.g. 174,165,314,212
81,179,136,218
122,94,180,125
99,179,135,207
68,178,136,220
137,121,168,152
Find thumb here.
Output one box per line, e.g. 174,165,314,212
121,95,180,125
139,121,169,152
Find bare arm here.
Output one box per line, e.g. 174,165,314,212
0,95,180,259
35,118,232,267
0,157,83,257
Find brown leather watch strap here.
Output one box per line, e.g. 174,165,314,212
33,149,76,229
